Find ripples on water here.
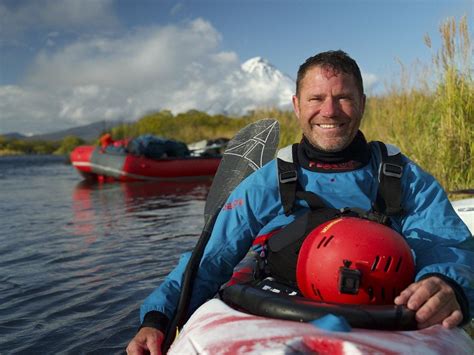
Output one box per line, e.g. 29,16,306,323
0,155,210,354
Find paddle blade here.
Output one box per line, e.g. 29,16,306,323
204,119,280,219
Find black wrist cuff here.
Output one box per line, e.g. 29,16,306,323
139,311,169,334
420,273,471,326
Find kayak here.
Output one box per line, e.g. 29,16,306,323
70,145,221,182
169,298,473,354
168,252,472,354
451,197,474,233
168,197,474,354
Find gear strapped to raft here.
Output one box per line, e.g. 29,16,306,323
265,141,405,286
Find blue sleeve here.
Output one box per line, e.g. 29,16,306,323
140,162,281,322
398,159,474,318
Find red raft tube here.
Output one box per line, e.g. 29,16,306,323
70,145,221,182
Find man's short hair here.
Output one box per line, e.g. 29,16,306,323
296,50,364,97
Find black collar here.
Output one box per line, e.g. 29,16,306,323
297,131,370,172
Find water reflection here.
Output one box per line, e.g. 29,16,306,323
71,179,212,244
74,179,212,199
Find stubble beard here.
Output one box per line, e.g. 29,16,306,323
304,127,355,153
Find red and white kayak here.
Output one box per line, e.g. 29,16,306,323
70,145,221,182
451,197,474,233
169,197,474,354
169,298,473,354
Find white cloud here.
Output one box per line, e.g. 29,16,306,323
0,0,118,39
26,19,224,87
362,72,379,93
0,85,62,133
1,19,247,134
170,3,185,16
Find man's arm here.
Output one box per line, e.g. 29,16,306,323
397,160,473,327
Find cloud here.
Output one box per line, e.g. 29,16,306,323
0,85,62,134
362,72,379,93
0,0,118,40
26,19,224,88
1,19,249,134
170,2,185,16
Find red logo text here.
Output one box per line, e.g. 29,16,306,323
222,198,244,210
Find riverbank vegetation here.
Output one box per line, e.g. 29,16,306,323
1,17,471,193
0,135,85,156
362,16,473,193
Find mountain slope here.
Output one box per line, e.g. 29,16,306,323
26,120,122,141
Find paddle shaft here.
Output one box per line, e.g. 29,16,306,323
162,216,217,351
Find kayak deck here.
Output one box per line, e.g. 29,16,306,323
169,299,473,354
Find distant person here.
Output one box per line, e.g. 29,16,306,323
99,133,129,154
126,50,473,354
99,133,114,150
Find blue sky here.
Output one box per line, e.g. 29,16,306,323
0,0,472,135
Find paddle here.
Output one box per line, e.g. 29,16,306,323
162,119,280,352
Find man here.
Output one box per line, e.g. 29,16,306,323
127,50,472,354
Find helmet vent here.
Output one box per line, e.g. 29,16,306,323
311,284,323,300
381,287,385,300
317,237,326,249
384,256,393,272
323,235,334,247
371,256,380,271
317,235,334,248
395,258,402,272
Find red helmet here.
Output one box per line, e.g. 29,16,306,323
296,217,415,305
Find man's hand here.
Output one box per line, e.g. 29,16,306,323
126,327,164,355
394,276,463,329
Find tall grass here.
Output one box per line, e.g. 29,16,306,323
362,16,473,192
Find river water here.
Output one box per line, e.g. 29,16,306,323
0,155,211,354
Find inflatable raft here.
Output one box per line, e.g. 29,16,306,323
70,145,221,182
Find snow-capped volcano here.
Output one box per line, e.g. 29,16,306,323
206,56,295,115
242,57,285,81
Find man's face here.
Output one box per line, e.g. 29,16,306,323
292,66,366,152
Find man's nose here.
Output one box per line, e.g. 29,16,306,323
321,97,338,117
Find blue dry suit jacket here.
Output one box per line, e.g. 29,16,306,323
140,143,474,324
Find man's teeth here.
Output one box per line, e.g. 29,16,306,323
318,124,340,128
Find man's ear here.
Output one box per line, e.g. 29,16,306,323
292,95,300,119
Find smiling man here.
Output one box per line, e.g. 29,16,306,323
127,51,473,355
292,57,365,153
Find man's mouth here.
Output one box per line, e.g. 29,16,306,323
315,123,344,129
